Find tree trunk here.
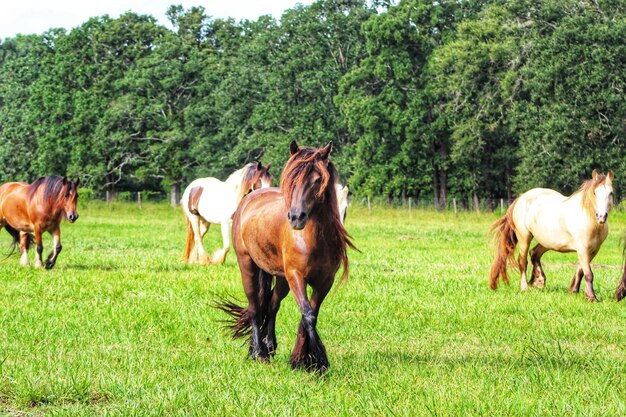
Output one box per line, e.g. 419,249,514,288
170,181,181,207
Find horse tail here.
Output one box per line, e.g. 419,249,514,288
488,199,519,290
616,240,626,302
213,298,252,339
182,215,194,262
2,224,32,259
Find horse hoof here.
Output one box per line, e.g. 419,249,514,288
586,296,600,303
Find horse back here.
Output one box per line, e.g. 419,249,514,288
0,182,32,229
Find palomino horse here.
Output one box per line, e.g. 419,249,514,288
181,162,272,265
217,141,355,372
0,176,79,269
335,183,349,224
489,170,614,301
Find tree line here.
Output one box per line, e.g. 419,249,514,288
0,0,624,206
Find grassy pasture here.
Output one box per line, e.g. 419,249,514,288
1,202,625,416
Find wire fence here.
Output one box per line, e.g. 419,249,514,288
79,190,626,214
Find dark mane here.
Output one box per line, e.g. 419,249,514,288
242,162,264,189
280,147,357,281
27,176,69,204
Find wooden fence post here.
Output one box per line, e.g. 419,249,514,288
453,198,457,215
138,191,142,209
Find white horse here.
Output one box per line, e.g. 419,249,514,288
182,162,272,264
335,183,349,224
489,169,614,301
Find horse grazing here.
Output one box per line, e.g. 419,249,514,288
335,183,349,224
181,162,272,265
217,141,355,372
0,176,79,269
489,169,614,301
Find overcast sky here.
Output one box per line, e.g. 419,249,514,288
0,0,315,40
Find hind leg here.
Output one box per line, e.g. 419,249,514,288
239,254,270,362
518,239,531,291
569,266,584,293
529,244,549,289
19,232,30,266
210,220,230,265
264,276,289,355
189,216,209,264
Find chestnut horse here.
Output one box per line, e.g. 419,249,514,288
181,162,272,265
0,176,79,269
217,141,355,372
489,170,613,301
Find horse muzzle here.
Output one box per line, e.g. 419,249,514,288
287,209,309,230
67,213,79,223
596,212,608,224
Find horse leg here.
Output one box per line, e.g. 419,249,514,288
210,220,230,265
518,240,530,291
44,227,62,269
569,266,584,293
529,244,548,289
19,232,30,267
289,275,334,372
239,255,270,362
190,217,208,264
33,228,43,268
578,253,599,302
264,276,290,356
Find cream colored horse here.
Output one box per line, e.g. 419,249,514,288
489,169,614,301
181,162,272,264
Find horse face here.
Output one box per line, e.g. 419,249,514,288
287,170,323,230
255,163,272,190
594,172,613,224
246,162,273,193
63,179,80,223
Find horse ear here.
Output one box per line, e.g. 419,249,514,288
266,162,272,172
62,176,68,186
290,140,299,155
318,141,333,160
256,161,262,169
592,169,598,180
342,185,349,198
74,177,80,188
607,170,614,182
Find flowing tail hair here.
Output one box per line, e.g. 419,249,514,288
488,199,519,289
214,272,274,340
3,224,33,260
182,215,194,262
616,237,626,301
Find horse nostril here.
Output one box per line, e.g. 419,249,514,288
298,212,307,221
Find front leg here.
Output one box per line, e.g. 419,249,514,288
34,228,43,268
45,227,62,269
578,252,598,302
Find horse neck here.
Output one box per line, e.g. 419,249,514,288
225,166,249,202
567,189,603,229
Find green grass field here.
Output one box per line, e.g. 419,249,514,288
1,202,625,416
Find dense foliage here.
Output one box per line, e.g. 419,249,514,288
1,0,624,203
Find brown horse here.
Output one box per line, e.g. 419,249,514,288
489,170,613,301
217,141,355,372
0,176,79,269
